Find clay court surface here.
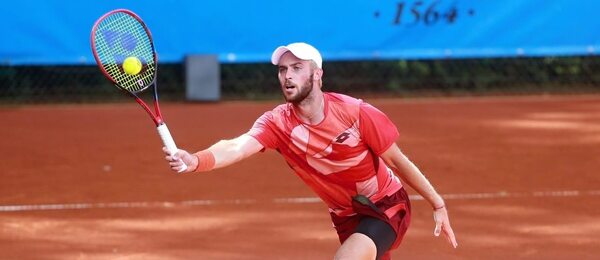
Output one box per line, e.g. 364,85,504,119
1,94,599,259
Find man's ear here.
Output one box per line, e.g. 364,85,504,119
313,69,323,81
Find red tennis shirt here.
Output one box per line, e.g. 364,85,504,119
248,92,403,216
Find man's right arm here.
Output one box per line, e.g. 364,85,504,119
165,133,264,173
208,134,265,169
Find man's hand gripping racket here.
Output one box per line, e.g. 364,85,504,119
91,9,187,172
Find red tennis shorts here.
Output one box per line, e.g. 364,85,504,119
329,188,411,258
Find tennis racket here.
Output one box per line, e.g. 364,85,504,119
90,9,187,172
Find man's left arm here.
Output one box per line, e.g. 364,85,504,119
380,143,458,248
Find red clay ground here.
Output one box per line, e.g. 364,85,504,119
1,94,599,259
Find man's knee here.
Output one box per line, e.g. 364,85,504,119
334,233,377,260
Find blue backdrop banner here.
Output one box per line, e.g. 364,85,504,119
1,0,599,65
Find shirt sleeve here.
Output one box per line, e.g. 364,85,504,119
247,111,279,150
359,102,399,155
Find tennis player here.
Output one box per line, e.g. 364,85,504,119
165,42,458,260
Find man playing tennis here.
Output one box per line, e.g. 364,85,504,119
165,42,457,259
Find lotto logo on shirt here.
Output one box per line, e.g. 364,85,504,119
335,132,351,143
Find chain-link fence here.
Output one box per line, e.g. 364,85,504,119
1,55,599,104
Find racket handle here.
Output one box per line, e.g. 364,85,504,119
157,123,188,173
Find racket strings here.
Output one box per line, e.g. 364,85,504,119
93,12,156,92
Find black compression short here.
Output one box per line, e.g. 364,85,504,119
355,216,397,260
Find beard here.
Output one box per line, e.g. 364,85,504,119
283,77,314,104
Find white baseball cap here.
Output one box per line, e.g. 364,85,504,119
271,42,322,68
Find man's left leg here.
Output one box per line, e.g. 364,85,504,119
334,216,396,260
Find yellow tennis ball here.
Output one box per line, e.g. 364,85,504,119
123,56,142,75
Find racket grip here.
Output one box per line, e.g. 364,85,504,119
157,123,188,173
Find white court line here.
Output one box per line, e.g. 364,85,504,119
1,190,599,212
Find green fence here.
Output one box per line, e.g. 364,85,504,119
1,56,599,104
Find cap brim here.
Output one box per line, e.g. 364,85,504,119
271,46,289,66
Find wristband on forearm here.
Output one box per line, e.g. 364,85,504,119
193,150,215,172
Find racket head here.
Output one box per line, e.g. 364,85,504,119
91,9,157,93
